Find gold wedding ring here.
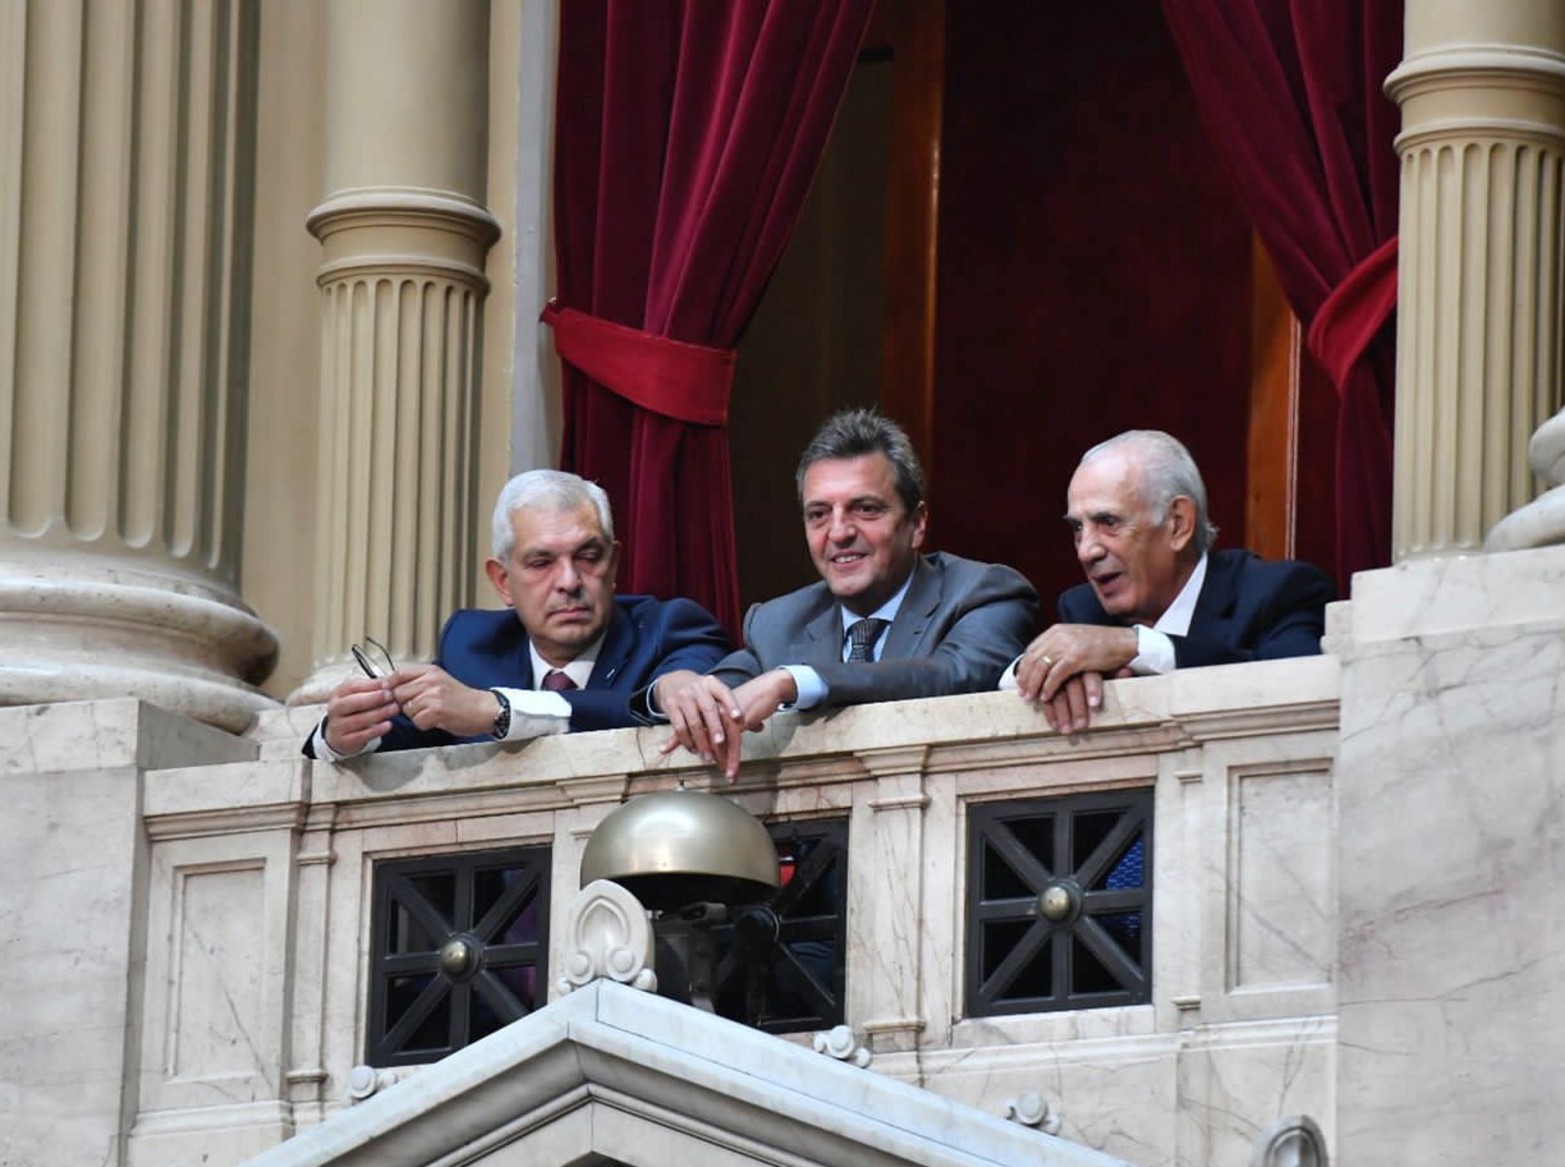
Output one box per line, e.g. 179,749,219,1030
1040,654,1054,667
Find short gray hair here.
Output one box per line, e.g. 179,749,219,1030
1080,430,1218,553
795,408,926,513
491,469,615,560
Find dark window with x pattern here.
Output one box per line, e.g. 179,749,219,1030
966,790,1152,1016
366,845,550,1066
710,818,849,1034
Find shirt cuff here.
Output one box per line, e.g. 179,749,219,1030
781,664,826,710
312,719,379,762
997,655,1021,691
1128,625,1176,675
492,687,572,741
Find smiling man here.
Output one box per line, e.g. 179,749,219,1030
654,409,1037,778
1005,430,1334,732
303,469,730,760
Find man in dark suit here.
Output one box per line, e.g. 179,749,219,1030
304,470,730,760
655,409,1038,778
1006,429,1334,732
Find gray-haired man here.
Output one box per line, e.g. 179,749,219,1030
1006,429,1334,732
305,469,729,759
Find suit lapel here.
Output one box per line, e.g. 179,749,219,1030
585,603,632,689
1187,550,1239,640
799,600,843,667
880,556,939,659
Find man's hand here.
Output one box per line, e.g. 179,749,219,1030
389,664,499,737
657,669,799,780
656,670,746,778
1013,624,1140,732
324,676,400,756
730,669,798,732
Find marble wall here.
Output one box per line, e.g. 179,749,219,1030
1335,546,1565,1164
10,555,1563,1167
3,650,1352,1167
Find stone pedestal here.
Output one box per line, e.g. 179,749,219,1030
0,0,278,733
1334,545,1565,1165
0,701,257,1167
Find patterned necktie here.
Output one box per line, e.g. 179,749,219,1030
845,618,888,663
540,669,577,692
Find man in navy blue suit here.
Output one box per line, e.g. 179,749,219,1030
1005,429,1334,733
303,469,730,760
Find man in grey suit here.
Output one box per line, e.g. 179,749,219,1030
655,409,1038,778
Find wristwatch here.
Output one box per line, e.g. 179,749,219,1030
489,688,511,740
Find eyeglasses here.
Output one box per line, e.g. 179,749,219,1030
351,636,395,679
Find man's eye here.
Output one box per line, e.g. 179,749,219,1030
524,558,552,571
805,509,828,525
854,502,887,518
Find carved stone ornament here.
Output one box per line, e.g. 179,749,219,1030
1003,1091,1062,1136
346,1064,406,1105
556,878,658,996
812,1024,871,1067
1488,407,1565,551
1249,1114,1328,1167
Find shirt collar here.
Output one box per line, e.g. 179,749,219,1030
528,634,602,690
839,568,916,637
1153,552,1208,636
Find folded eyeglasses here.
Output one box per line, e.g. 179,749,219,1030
351,636,395,679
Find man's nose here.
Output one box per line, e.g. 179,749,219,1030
1077,528,1105,564
555,559,582,591
827,508,856,542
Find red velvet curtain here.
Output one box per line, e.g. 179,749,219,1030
550,1,875,634
1159,1,1403,587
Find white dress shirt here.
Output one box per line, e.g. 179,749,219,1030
311,633,603,760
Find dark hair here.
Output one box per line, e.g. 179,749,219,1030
795,409,926,513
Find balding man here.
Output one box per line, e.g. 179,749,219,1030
1007,430,1333,732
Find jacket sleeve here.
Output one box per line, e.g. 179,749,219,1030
578,598,734,731
707,602,769,691
1170,560,1334,669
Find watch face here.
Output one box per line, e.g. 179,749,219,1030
491,690,511,739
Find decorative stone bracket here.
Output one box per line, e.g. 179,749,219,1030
812,1024,872,1068
1003,1091,1063,1136
556,879,658,996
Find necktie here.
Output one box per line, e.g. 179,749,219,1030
541,669,577,692
845,618,887,663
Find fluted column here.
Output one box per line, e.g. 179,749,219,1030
1386,5,1565,560
0,0,277,733
299,0,498,698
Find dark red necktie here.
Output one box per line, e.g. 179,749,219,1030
541,670,577,692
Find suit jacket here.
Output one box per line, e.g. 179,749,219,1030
304,594,730,757
710,552,1038,705
1057,548,1333,668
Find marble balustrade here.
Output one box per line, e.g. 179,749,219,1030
32,651,1333,1167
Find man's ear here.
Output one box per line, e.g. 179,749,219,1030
910,502,929,550
484,558,511,605
1167,496,1196,552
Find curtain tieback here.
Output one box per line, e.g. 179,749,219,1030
541,301,734,426
1305,235,1398,392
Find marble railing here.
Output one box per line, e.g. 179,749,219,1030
96,654,1337,1167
